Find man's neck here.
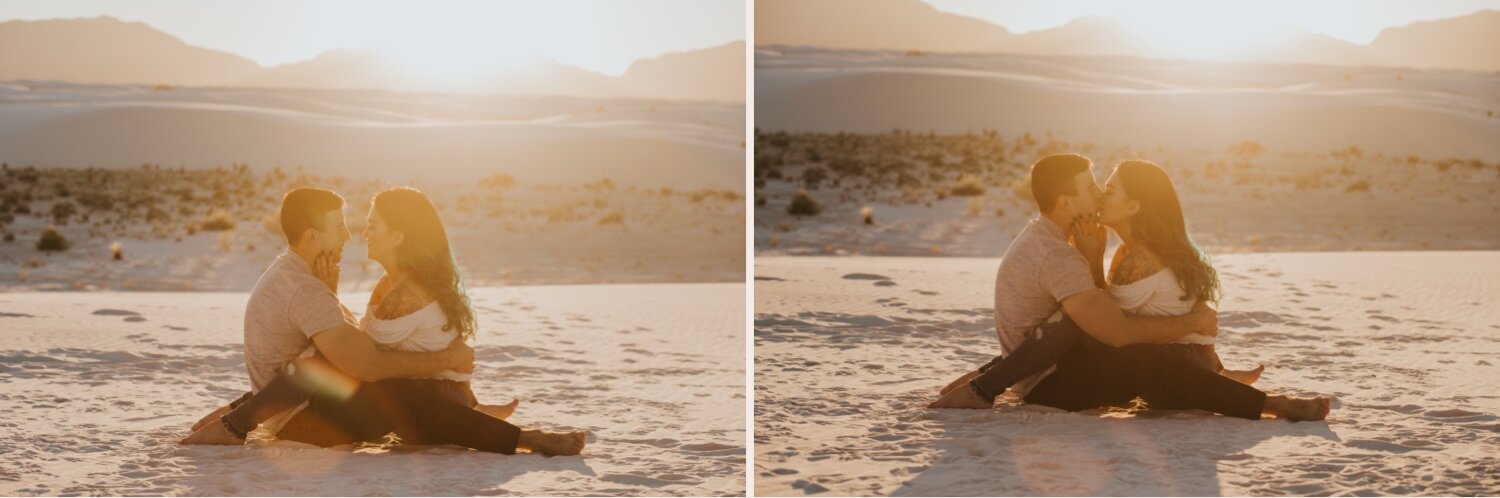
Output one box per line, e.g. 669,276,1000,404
1042,210,1074,230
289,245,319,268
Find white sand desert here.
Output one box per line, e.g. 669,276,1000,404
756,46,1500,163
0,282,745,496
754,253,1500,496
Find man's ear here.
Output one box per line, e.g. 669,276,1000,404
300,227,318,248
1053,194,1071,216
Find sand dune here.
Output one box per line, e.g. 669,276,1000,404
754,253,1500,496
0,82,744,190
0,283,745,496
756,47,1500,162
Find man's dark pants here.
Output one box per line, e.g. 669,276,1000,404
970,316,1266,419
222,356,520,453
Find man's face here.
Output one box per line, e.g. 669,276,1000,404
1066,170,1103,217
311,208,351,261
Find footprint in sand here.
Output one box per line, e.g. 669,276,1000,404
755,276,787,281
0,311,35,318
842,273,891,281
913,290,938,296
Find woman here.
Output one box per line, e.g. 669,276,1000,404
185,187,585,455
1086,160,1262,384
933,160,1329,420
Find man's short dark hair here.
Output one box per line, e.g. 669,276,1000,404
280,188,345,245
1029,154,1092,213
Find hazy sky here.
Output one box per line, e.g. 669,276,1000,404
0,0,745,75
925,0,1500,43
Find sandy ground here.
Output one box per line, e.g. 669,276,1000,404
754,253,1500,496
0,283,745,496
755,46,1500,162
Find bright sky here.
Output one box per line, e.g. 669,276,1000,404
926,0,1500,43
0,0,745,75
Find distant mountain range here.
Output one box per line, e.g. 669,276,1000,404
756,0,1500,72
0,16,745,101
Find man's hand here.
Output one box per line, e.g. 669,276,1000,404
1191,300,1219,337
313,251,340,294
446,335,475,374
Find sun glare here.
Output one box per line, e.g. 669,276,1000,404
1116,4,1290,60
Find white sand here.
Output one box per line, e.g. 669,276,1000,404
0,283,745,496
754,253,1500,496
0,81,745,190
756,46,1500,162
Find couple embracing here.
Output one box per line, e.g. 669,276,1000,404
180,186,586,455
930,154,1332,422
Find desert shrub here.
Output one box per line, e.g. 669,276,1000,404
597,209,624,225
1226,140,1264,158
2,232,13,243
788,191,822,217
802,166,829,189
1345,179,1371,192
50,201,77,225
481,173,518,190
37,226,69,252
755,196,766,207
950,175,986,197
200,209,236,231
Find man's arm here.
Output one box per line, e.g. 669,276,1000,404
1059,289,1216,347
308,323,473,382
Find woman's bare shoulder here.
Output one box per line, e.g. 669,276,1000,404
375,280,435,320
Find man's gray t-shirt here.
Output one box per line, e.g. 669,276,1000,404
993,217,1099,396
243,252,356,391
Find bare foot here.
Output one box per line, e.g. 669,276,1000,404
928,383,994,409
1263,395,1332,421
477,398,520,420
190,405,232,432
939,369,983,396
1221,364,1265,386
179,419,246,445
518,430,586,456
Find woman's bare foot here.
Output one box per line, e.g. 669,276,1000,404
477,398,520,420
179,419,246,445
939,369,983,396
928,383,994,409
1221,364,1265,386
1263,394,1332,421
190,405,233,432
518,430,586,456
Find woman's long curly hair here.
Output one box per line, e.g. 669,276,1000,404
373,187,477,339
1116,160,1221,305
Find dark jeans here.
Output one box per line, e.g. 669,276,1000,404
223,356,519,454
971,316,1265,419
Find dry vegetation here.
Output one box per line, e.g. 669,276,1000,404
753,130,1500,256
0,163,744,291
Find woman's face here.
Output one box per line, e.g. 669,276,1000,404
1097,169,1139,228
363,206,402,265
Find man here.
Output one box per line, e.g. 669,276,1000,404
180,188,584,455
929,154,1329,421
